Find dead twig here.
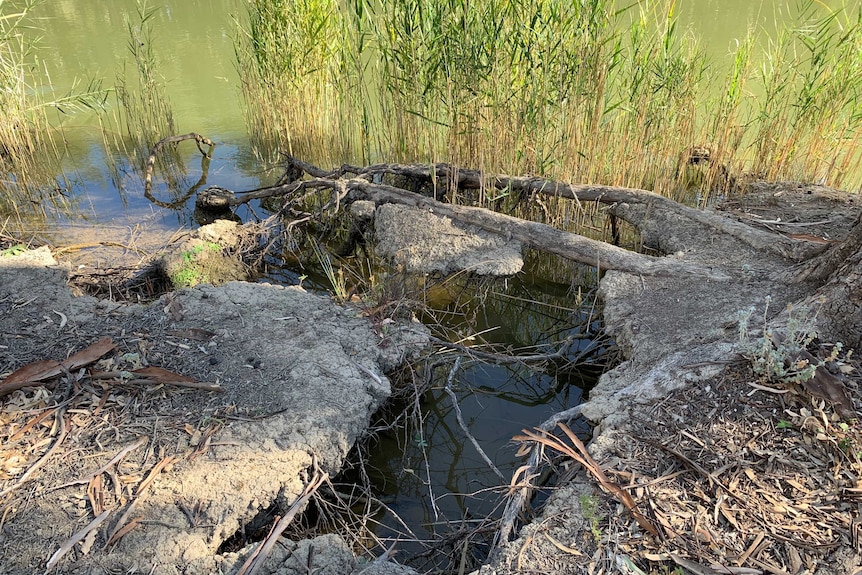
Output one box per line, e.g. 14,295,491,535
103,454,177,546
9,406,58,441
89,367,223,392
237,459,329,575
442,357,506,482
50,436,148,491
144,133,215,198
45,509,111,571
429,335,576,365
106,498,142,546
136,455,177,497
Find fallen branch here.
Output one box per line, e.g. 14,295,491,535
144,132,215,198
196,162,736,280
353,179,734,279
237,460,329,575
281,159,820,261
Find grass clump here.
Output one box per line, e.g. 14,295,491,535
166,241,243,288
747,3,862,186
235,0,862,207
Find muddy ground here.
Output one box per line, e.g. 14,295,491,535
2,182,862,575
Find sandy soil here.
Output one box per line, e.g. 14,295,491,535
2,181,861,575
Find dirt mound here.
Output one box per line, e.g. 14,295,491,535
477,185,862,575
0,248,427,574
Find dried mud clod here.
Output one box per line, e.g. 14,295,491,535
0,248,429,574
60,219,270,301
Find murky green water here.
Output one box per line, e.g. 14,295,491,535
31,0,860,220
20,0,254,240
17,0,860,566
38,0,244,136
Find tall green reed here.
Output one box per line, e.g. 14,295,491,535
235,0,354,166
100,0,189,198
235,0,862,215
109,1,176,165
749,1,862,185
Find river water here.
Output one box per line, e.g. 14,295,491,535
15,0,859,566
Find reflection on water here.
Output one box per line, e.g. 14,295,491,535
22,0,862,230
340,266,604,570
15,0,258,231
37,0,244,137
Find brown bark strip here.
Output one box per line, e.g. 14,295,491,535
515,424,660,539
45,509,111,572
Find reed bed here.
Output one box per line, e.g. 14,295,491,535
112,0,176,165
0,0,104,218
236,0,862,210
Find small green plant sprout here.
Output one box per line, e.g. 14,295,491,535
776,419,792,430
737,296,844,384
578,493,604,542
0,244,28,257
